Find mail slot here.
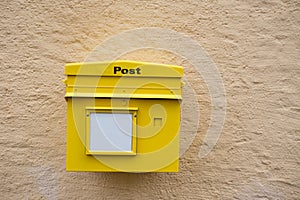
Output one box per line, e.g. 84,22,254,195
64,60,183,172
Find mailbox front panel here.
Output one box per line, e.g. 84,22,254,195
66,98,180,172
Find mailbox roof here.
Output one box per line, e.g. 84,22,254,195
65,60,183,78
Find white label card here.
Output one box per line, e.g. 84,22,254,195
89,113,133,152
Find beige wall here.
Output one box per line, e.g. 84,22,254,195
1,0,299,199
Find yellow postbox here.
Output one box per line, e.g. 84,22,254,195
64,60,183,172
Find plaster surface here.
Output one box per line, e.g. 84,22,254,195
0,0,299,199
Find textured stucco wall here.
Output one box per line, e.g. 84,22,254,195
0,0,299,199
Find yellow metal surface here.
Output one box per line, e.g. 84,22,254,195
64,60,183,99
65,60,183,77
64,60,183,172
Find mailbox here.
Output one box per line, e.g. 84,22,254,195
64,60,183,172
